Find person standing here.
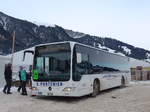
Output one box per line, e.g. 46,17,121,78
17,66,22,92
20,67,27,95
27,65,32,88
3,63,12,94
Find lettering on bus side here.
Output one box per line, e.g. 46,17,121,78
103,75,118,78
36,82,63,87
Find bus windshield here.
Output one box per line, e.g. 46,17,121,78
33,43,71,81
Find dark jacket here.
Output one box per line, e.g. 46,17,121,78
18,71,21,80
4,66,12,79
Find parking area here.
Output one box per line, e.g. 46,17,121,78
0,82,150,112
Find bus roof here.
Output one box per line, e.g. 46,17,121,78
35,41,128,59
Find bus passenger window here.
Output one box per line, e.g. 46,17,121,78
76,53,89,75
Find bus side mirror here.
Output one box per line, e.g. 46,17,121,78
23,50,34,61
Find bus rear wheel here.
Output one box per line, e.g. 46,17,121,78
121,77,125,87
91,80,100,97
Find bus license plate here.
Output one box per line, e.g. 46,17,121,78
38,92,42,95
47,92,53,96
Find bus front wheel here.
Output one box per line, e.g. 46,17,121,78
91,80,100,97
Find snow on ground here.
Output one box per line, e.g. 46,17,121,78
146,53,150,58
1,16,8,30
33,21,56,27
73,34,86,38
106,48,115,53
0,87,31,94
115,52,125,56
98,43,108,50
0,82,150,112
98,43,125,56
144,59,150,63
130,80,150,85
121,46,131,55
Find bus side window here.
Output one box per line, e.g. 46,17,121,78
76,53,89,75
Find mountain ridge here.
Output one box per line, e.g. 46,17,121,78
0,11,150,62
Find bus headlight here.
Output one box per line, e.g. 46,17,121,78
63,87,75,92
32,87,38,91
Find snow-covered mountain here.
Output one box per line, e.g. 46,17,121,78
0,11,75,55
65,29,86,38
0,11,150,62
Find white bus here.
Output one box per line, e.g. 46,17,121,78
24,41,130,97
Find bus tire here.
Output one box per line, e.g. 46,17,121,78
121,76,125,87
91,79,100,97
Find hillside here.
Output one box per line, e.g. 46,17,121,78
0,11,150,61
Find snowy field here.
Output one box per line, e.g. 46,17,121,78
0,81,150,112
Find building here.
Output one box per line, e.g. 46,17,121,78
130,58,150,81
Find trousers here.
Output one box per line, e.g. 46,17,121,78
3,79,12,93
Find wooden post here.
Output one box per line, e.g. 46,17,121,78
11,31,16,65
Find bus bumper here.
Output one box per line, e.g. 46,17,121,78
31,87,89,97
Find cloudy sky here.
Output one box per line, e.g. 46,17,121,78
0,0,150,50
